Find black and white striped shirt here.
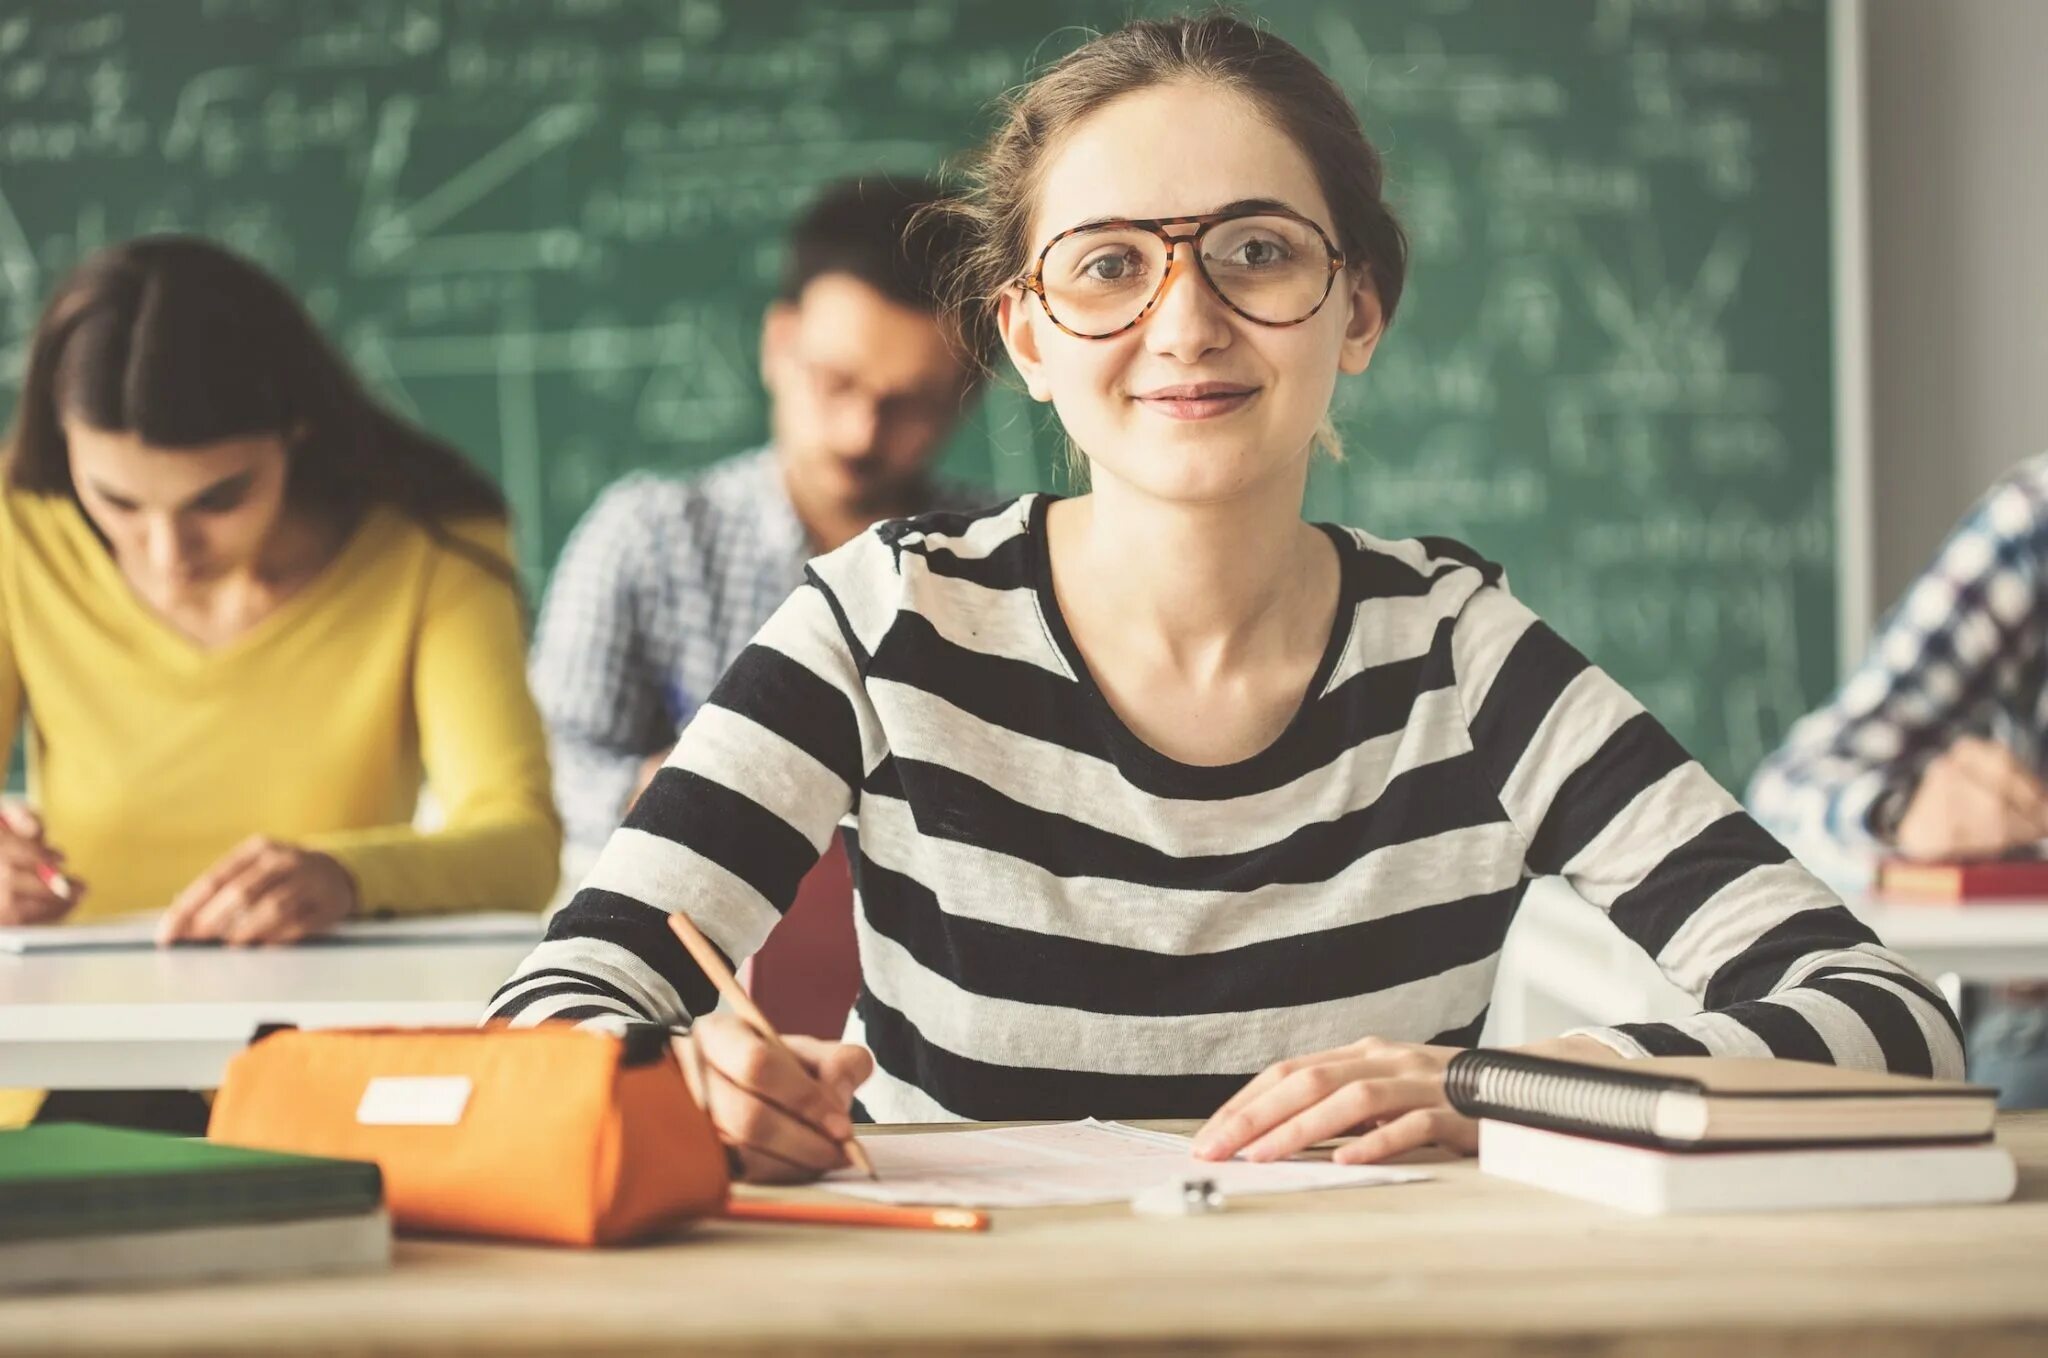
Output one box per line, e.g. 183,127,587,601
530,448,984,850
492,496,1965,1121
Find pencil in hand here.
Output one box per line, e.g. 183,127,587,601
664,910,878,1181
33,859,76,903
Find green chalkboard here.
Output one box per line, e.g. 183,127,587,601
0,0,1835,788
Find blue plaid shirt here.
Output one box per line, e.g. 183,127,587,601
531,448,984,849
1748,452,2048,853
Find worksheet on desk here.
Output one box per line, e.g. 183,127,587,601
821,1119,1429,1208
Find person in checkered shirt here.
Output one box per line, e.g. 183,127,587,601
1748,452,2048,1106
531,179,989,852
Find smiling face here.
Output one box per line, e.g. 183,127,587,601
998,80,1385,506
62,420,293,593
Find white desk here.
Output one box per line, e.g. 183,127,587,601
1783,835,2048,985
1489,880,2048,1046
0,939,537,1090
1844,896,2048,984
14,887,2040,1091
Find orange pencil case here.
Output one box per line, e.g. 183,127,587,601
207,1022,729,1246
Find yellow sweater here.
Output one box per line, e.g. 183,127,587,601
0,492,562,1125
0,492,561,921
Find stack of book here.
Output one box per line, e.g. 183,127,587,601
0,1123,389,1292
1878,853,2048,903
1445,1051,2014,1215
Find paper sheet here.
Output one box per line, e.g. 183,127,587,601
821,1118,1429,1208
0,912,544,953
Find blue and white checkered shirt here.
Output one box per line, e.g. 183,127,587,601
531,448,986,849
1748,452,2048,853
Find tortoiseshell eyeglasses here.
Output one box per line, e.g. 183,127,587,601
1014,207,1347,339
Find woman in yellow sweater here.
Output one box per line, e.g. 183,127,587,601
0,235,560,948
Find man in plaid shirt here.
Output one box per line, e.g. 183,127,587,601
531,179,987,852
1748,452,2048,1105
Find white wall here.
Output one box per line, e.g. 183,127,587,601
1864,0,2048,615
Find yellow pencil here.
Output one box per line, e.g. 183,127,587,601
722,1198,985,1232
666,910,878,1181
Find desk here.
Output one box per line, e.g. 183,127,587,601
0,940,536,1090
1491,880,2048,1047
1846,896,2048,984
3,1114,2044,1356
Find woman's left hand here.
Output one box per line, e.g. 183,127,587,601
1191,1037,1473,1165
158,837,359,946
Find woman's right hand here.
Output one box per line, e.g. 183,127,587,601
673,1012,874,1184
0,803,81,926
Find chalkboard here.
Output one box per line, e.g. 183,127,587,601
0,0,1835,788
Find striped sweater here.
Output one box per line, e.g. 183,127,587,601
491,495,1964,1121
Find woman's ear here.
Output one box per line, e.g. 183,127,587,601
759,301,799,395
997,290,1053,403
1336,271,1385,376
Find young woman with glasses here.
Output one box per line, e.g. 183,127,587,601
492,14,1962,1182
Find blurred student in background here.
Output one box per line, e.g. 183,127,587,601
532,178,987,853
0,236,561,943
1749,455,2048,1107
0,235,561,1127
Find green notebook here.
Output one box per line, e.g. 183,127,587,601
0,1124,383,1243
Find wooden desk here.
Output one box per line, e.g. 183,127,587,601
4,1114,2046,1356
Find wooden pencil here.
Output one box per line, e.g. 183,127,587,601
665,909,879,1180
721,1198,987,1232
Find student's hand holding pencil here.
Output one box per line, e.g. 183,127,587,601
674,1012,875,1184
0,802,81,925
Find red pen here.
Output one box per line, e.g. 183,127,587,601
33,860,75,902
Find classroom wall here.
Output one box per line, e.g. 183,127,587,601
1863,0,2048,616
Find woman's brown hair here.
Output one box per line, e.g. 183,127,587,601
4,235,514,571
928,11,1409,380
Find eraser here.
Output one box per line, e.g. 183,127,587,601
1131,1175,1226,1217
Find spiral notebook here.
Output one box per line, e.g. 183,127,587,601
1444,1050,1996,1151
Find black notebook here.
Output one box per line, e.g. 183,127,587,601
1444,1050,1997,1151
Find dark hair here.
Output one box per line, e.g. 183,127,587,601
927,11,1410,374
5,235,512,557
781,176,975,318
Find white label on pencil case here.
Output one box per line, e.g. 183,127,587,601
356,1076,472,1126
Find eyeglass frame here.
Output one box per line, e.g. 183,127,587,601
1013,207,1349,340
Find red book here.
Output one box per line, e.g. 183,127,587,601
1878,855,2048,904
